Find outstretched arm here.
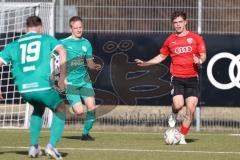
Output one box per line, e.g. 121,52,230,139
135,54,167,67
87,59,102,71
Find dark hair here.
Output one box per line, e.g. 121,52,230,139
171,11,187,21
26,16,42,27
69,16,83,27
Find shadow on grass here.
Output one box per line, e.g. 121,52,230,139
185,138,199,143
63,135,96,141
63,135,81,140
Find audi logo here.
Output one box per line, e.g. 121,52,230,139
207,52,240,90
174,46,193,54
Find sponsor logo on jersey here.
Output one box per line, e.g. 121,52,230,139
70,58,84,67
23,65,36,72
82,46,87,52
174,46,193,54
18,35,42,42
187,38,193,44
22,82,39,89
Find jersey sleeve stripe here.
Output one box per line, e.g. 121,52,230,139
51,44,62,53
20,87,52,93
86,57,94,60
0,57,8,65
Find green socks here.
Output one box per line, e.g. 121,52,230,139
49,112,66,146
83,110,95,135
30,106,65,147
30,114,43,145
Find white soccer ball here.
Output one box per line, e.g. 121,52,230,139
163,128,181,145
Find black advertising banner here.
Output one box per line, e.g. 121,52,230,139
58,34,240,106
202,35,240,106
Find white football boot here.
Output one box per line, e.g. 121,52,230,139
45,143,63,160
179,134,187,145
28,145,42,158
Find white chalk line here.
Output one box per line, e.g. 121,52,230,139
1,146,240,155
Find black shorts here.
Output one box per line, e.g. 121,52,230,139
170,76,199,98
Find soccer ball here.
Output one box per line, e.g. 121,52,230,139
163,128,181,145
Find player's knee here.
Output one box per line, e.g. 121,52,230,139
73,108,84,115
172,95,184,109
172,102,184,111
87,105,95,111
84,96,95,108
172,106,181,113
186,104,197,115
72,103,85,115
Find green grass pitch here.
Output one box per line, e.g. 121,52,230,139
0,129,240,160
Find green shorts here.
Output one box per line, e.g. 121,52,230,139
66,82,95,107
21,89,64,111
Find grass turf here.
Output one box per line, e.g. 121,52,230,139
0,129,240,160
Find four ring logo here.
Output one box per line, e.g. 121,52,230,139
174,46,192,54
207,52,240,90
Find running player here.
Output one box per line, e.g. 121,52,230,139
135,11,206,144
0,16,67,159
61,16,101,141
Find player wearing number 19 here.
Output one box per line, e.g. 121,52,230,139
0,16,67,159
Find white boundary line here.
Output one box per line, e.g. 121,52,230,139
1,146,240,155
229,134,240,136
0,129,233,136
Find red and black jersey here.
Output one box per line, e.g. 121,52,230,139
160,31,206,78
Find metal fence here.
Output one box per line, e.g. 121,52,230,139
3,0,240,34
54,0,240,34
66,106,240,133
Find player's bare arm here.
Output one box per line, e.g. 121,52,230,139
0,60,4,67
135,54,167,67
193,53,206,64
87,59,102,71
55,45,67,90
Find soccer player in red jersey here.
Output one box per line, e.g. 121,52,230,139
135,11,206,144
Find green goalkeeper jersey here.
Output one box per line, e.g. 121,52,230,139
0,32,61,93
61,36,93,85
